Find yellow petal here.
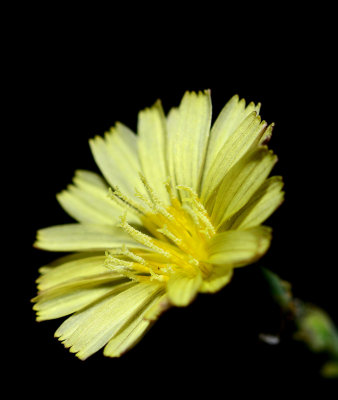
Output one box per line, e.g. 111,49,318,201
203,95,261,178
34,223,145,252
143,294,170,321
37,253,107,291
224,176,284,230
74,169,108,190
209,147,277,231
207,226,272,267
201,112,269,202
89,123,147,200
103,291,164,357
33,274,128,321
55,282,161,360
199,267,234,293
167,271,202,307
57,170,140,225
166,90,212,195
103,314,153,358
137,100,169,204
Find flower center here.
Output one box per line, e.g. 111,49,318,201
105,176,216,283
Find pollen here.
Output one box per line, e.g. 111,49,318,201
108,177,216,283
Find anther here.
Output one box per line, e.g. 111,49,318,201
139,174,174,221
105,254,134,270
157,225,182,245
109,186,148,215
118,214,172,259
177,185,216,236
120,244,149,266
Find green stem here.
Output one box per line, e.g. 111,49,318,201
260,267,338,378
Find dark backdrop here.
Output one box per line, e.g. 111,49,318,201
16,33,337,394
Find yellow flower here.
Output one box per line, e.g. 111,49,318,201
33,90,284,360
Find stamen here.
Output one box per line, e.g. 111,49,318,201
108,186,148,215
139,174,174,221
118,214,171,259
177,185,216,236
105,250,152,282
120,244,148,266
105,179,217,284
157,224,183,246
148,268,167,282
162,264,175,274
134,189,157,213
104,248,125,256
181,203,200,229
105,254,134,270
104,255,139,281
164,178,175,201
188,255,200,267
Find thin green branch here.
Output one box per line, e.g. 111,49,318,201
260,267,338,379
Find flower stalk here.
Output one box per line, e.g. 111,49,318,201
260,267,338,378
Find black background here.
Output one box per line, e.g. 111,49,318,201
13,14,338,395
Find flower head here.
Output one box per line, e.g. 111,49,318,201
33,90,284,359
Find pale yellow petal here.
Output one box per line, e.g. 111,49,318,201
209,147,277,231
166,106,179,196
137,100,169,204
166,90,212,195
74,169,108,190
37,253,107,291
103,291,164,357
34,223,145,252
55,281,134,354
203,95,261,177
167,271,202,307
55,282,162,360
143,294,170,321
199,267,233,293
103,314,152,358
57,170,140,225
33,274,128,321
223,176,284,230
259,123,274,145
89,123,147,199
207,226,272,267
201,112,269,202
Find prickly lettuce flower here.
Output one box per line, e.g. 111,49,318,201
33,91,284,360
